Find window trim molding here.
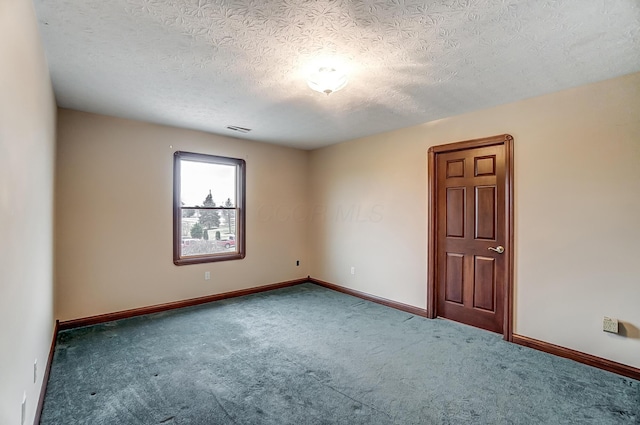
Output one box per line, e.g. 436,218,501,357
173,151,246,266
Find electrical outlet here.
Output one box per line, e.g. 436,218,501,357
34,359,37,383
351,266,355,275
603,316,619,333
603,316,618,333
21,392,26,425
204,271,211,281
296,260,300,266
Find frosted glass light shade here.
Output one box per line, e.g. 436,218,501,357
307,67,348,95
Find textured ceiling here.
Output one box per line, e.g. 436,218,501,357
34,0,640,149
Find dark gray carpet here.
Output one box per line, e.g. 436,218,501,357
41,283,639,424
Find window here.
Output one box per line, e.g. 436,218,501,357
173,151,245,265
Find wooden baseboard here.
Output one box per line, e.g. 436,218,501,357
308,277,429,318
512,334,640,381
34,320,59,425
58,278,308,330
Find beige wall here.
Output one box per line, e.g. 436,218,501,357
55,109,309,321
54,72,640,370
309,72,640,368
0,0,57,423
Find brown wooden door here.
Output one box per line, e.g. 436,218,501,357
435,143,507,333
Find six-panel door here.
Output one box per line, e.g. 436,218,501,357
436,144,506,333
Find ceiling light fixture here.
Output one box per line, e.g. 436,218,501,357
307,67,348,95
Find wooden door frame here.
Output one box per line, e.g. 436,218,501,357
427,134,515,341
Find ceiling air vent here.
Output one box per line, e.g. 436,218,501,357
226,126,252,133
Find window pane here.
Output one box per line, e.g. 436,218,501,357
174,151,245,265
180,160,236,207
180,210,238,257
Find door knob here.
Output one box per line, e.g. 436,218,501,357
488,246,505,254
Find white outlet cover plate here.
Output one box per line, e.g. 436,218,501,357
603,317,619,333
21,392,26,424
